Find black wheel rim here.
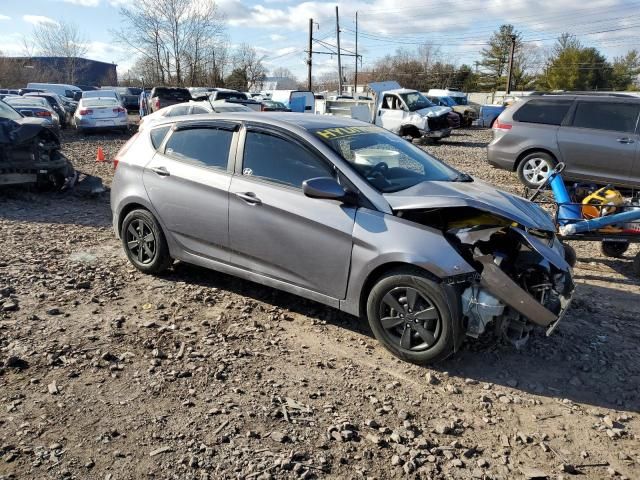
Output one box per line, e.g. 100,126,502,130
125,219,156,265
378,286,441,352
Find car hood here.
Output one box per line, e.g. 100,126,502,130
383,179,556,231
414,106,452,117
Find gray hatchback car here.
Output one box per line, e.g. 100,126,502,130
111,113,574,364
487,94,640,188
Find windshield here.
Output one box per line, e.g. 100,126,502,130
438,96,457,107
313,125,459,193
213,91,248,100
84,98,118,107
399,92,434,111
0,101,23,120
451,96,468,105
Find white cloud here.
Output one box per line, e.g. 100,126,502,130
63,0,100,6
0,14,11,21
23,15,59,26
269,34,286,42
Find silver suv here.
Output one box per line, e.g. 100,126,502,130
110,113,574,364
487,94,640,188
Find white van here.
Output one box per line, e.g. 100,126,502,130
267,90,314,113
27,83,82,101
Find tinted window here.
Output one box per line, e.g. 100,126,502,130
150,126,171,149
165,127,232,169
0,101,22,120
513,99,572,125
215,91,247,100
168,105,190,117
153,88,191,102
242,131,333,188
572,101,640,133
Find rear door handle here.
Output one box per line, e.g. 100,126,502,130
150,166,170,176
235,192,262,205
617,137,634,144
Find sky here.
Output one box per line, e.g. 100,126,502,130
1,0,639,81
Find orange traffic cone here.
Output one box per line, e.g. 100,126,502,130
96,147,106,163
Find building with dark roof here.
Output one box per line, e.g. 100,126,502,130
1,56,117,87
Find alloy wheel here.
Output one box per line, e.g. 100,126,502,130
378,286,442,352
522,158,552,185
125,218,157,265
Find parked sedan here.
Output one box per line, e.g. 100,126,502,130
23,92,70,128
138,100,252,131
3,96,60,134
260,100,290,112
74,97,128,133
111,113,574,365
114,87,142,111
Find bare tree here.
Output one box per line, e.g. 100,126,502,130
31,20,88,83
231,43,267,90
271,67,297,80
113,0,226,86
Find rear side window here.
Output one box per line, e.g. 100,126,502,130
150,126,171,149
154,88,191,102
571,102,640,133
242,131,333,188
164,127,232,169
513,99,572,125
167,105,190,117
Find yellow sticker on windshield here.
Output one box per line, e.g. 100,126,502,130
315,126,376,140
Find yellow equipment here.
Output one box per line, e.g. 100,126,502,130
581,187,624,220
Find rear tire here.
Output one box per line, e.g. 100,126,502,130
563,243,577,267
633,253,640,276
366,269,454,365
517,151,556,188
601,241,629,258
121,209,172,274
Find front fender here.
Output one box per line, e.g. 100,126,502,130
341,208,475,316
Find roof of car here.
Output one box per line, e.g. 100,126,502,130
522,92,640,101
152,112,370,131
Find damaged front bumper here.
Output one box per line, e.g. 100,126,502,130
421,127,452,139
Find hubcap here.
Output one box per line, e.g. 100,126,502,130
378,287,441,352
126,219,156,265
522,158,551,185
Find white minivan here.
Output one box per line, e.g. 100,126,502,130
267,90,314,113
27,83,82,101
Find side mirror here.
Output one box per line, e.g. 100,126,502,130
303,177,350,202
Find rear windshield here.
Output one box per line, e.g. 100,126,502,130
128,88,141,95
514,99,573,126
153,88,192,101
0,101,22,120
84,99,119,107
214,91,248,100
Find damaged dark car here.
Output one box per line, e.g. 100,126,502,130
0,99,75,189
110,114,574,364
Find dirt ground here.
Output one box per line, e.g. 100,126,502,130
1,125,639,480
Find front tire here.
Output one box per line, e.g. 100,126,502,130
601,241,629,258
517,152,556,188
121,209,172,274
366,269,454,364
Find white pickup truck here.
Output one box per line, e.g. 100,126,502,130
324,81,458,141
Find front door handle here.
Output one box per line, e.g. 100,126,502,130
617,137,635,144
150,166,170,176
235,192,262,205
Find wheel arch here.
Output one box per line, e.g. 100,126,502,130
117,202,152,238
398,124,421,138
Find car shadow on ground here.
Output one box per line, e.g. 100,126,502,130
575,255,640,283
168,261,639,413
0,190,112,227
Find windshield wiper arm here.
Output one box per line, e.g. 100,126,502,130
453,172,473,182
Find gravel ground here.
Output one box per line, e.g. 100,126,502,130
1,125,639,480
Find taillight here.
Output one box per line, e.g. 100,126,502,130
493,118,512,131
113,106,126,114
113,132,139,170
154,98,160,109
79,109,93,115
260,104,265,111
36,110,52,117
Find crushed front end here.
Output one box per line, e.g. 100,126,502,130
400,207,574,347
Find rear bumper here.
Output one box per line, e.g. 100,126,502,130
486,145,516,170
76,117,128,129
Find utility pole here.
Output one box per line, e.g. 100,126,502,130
335,5,342,95
307,18,313,91
354,11,358,97
505,34,516,94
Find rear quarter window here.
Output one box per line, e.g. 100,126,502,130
150,126,171,149
513,99,573,126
